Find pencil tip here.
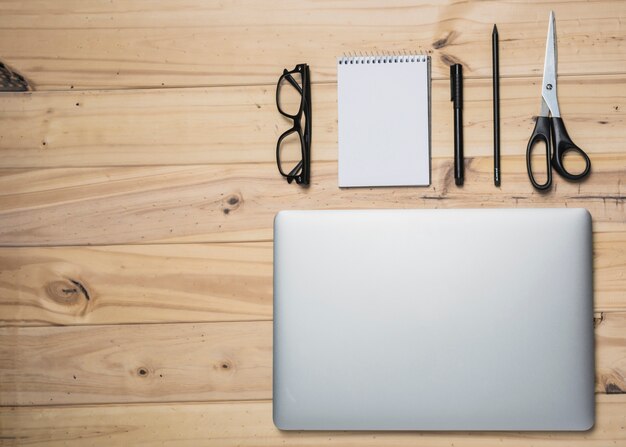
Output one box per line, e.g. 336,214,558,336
493,24,498,33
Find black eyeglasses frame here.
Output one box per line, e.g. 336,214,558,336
275,63,311,185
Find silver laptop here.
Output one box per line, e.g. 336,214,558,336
273,208,594,431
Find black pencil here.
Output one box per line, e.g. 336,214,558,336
492,24,501,187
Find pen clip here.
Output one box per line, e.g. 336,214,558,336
450,65,455,102
450,64,463,107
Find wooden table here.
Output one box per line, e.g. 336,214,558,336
0,1,624,445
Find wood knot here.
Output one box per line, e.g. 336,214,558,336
432,31,458,50
593,312,605,328
45,279,90,305
439,53,464,68
216,360,233,371
222,194,242,215
137,367,149,377
605,382,624,394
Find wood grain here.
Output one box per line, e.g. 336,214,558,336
0,1,624,90
0,313,624,406
0,243,272,326
596,311,626,395
594,232,626,312
0,2,623,446
0,75,623,168
0,154,623,246
0,234,624,328
1,395,625,446
0,321,272,406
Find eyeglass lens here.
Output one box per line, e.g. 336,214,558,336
277,129,304,178
277,71,304,117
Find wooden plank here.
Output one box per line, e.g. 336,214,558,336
0,75,623,168
0,233,624,328
0,313,624,406
0,243,272,326
594,232,626,312
0,395,625,446
0,321,273,406
596,311,626,395
0,154,623,246
0,1,624,90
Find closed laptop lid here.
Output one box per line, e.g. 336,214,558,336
273,208,594,430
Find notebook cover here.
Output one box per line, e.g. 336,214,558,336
337,55,431,187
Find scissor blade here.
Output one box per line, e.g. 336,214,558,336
542,11,560,117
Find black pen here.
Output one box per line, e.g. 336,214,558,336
492,24,501,186
450,64,463,186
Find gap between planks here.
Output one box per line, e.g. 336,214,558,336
1,71,622,94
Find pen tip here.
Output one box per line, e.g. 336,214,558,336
493,24,498,33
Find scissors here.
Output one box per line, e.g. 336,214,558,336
526,11,591,190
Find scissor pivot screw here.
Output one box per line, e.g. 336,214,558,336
546,83,553,90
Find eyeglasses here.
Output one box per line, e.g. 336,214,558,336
276,63,311,185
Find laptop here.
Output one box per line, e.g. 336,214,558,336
273,208,594,431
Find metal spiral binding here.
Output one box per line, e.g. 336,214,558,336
337,51,428,65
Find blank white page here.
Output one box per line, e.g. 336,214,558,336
337,56,430,187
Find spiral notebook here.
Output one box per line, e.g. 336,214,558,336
337,53,431,187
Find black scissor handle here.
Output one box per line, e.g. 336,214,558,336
526,116,553,191
550,117,591,181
